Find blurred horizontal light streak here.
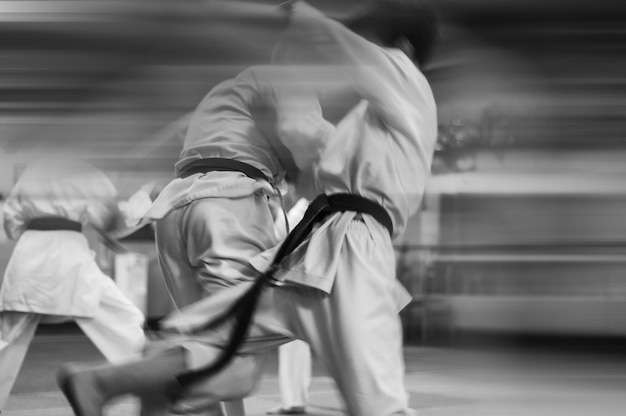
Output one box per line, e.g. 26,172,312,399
0,1,144,22
0,103,79,113
430,254,626,263
549,78,626,85
428,173,626,195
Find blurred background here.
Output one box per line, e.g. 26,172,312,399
1,0,626,346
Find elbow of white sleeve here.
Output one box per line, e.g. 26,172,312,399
2,201,24,240
3,219,23,241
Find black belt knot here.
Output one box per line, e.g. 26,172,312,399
26,217,82,232
270,193,392,264
177,158,270,183
326,194,393,235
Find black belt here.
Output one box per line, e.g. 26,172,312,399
177,158,270,183
325,194,393,235
176,193,392,386
26,217,82,232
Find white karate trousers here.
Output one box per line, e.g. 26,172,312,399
0,276,145,409
278,340,311,409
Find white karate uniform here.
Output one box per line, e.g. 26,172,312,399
138,66,306,416
140,65,298,330
0,157,146,409
158,3,437,416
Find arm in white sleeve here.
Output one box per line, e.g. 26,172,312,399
3,185,26,240
274,89,334,171
276,2,417,139
252,66,334,172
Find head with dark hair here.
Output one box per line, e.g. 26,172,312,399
343,0,439,67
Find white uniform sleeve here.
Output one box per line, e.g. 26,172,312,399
287,197,309,225
3,180,27,240
252,66,334,172
274,86,334,171
276,2,417,140
273,197,309,240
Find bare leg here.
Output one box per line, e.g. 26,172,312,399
57,347,185,416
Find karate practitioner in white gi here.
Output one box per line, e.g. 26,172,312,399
56,1,439,415
123,61,321,415
0,156,146,411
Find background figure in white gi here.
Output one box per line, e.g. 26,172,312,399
270,340,310,415
56,1,439,415
0,156,146,411
268,196,311,416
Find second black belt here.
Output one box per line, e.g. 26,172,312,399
26,217,82,232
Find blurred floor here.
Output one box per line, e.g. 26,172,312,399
3,325,626,415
